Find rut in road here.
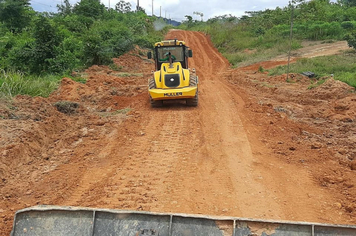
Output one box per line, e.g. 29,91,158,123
61,30,344,223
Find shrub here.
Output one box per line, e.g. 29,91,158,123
82,20,135,66
345,31,356,49
341,21,355,30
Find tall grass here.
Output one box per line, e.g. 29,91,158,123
268,53,356,88
187,22,302,67
220,38,302,67
337,72,356,88
0,70,60,98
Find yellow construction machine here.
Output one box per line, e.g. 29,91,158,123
147,39,198,107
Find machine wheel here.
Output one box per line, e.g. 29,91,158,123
186,92,198,106
150,97,163,107
148,78,163,107
187,76,198,106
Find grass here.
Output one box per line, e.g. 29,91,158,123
113,72,143,77
307,79,327,89
223,52,247,65
269,53,356,88
193,22,303,67
108,63,123,71
98,108,131,117
112,108,131,114
222,39,302,68
72,77,87,84
336,72,356,88
0,70,61,98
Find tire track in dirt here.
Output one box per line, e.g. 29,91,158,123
154,30,344,222
62,105,204,212
157,30,285,218
63,128,120,206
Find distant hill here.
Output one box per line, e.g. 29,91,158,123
165,18,181,27
155,16,181,26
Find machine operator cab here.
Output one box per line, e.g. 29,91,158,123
147,39,193,70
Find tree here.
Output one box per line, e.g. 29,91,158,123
193,11,204,21
83,20,133,65
0,0,32,33
342,0,356,7
57,0,72,16
32,15,61,73
345,31,356,49
184,15,193,23
115,0,131,13
73,0,106,19
136,6,145,13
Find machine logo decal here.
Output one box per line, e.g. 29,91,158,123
164,92,183,97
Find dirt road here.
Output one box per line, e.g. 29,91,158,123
1,30,355,234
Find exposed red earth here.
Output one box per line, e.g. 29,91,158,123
0,30,355,235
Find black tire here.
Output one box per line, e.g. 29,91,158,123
150,97,163,107
187,76,198,106
186,92,198,106
148,78,163,107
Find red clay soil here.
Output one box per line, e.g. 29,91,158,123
0,31,355,234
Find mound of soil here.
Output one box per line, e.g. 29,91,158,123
310,78,355,100
112,46,153,73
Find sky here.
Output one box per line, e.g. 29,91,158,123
30,0,293,22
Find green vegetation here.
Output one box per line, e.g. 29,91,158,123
336,72,356,87
307,79,327,90
269,53,356,88
0,70,60,97
258,66,265,73
2,0,356,98
0,0,167,98
180,0,356,87
113,72,143,77
179,14,305,66
98,107,131,116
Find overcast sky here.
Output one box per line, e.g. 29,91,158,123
30,0,293,22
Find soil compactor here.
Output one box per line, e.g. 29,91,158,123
147,39,198,107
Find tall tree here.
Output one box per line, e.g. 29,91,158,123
0,0,32,33
57,0,72,16
32,15,61,73
73,0,106,19
341,0,356,7
115,0,131,13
